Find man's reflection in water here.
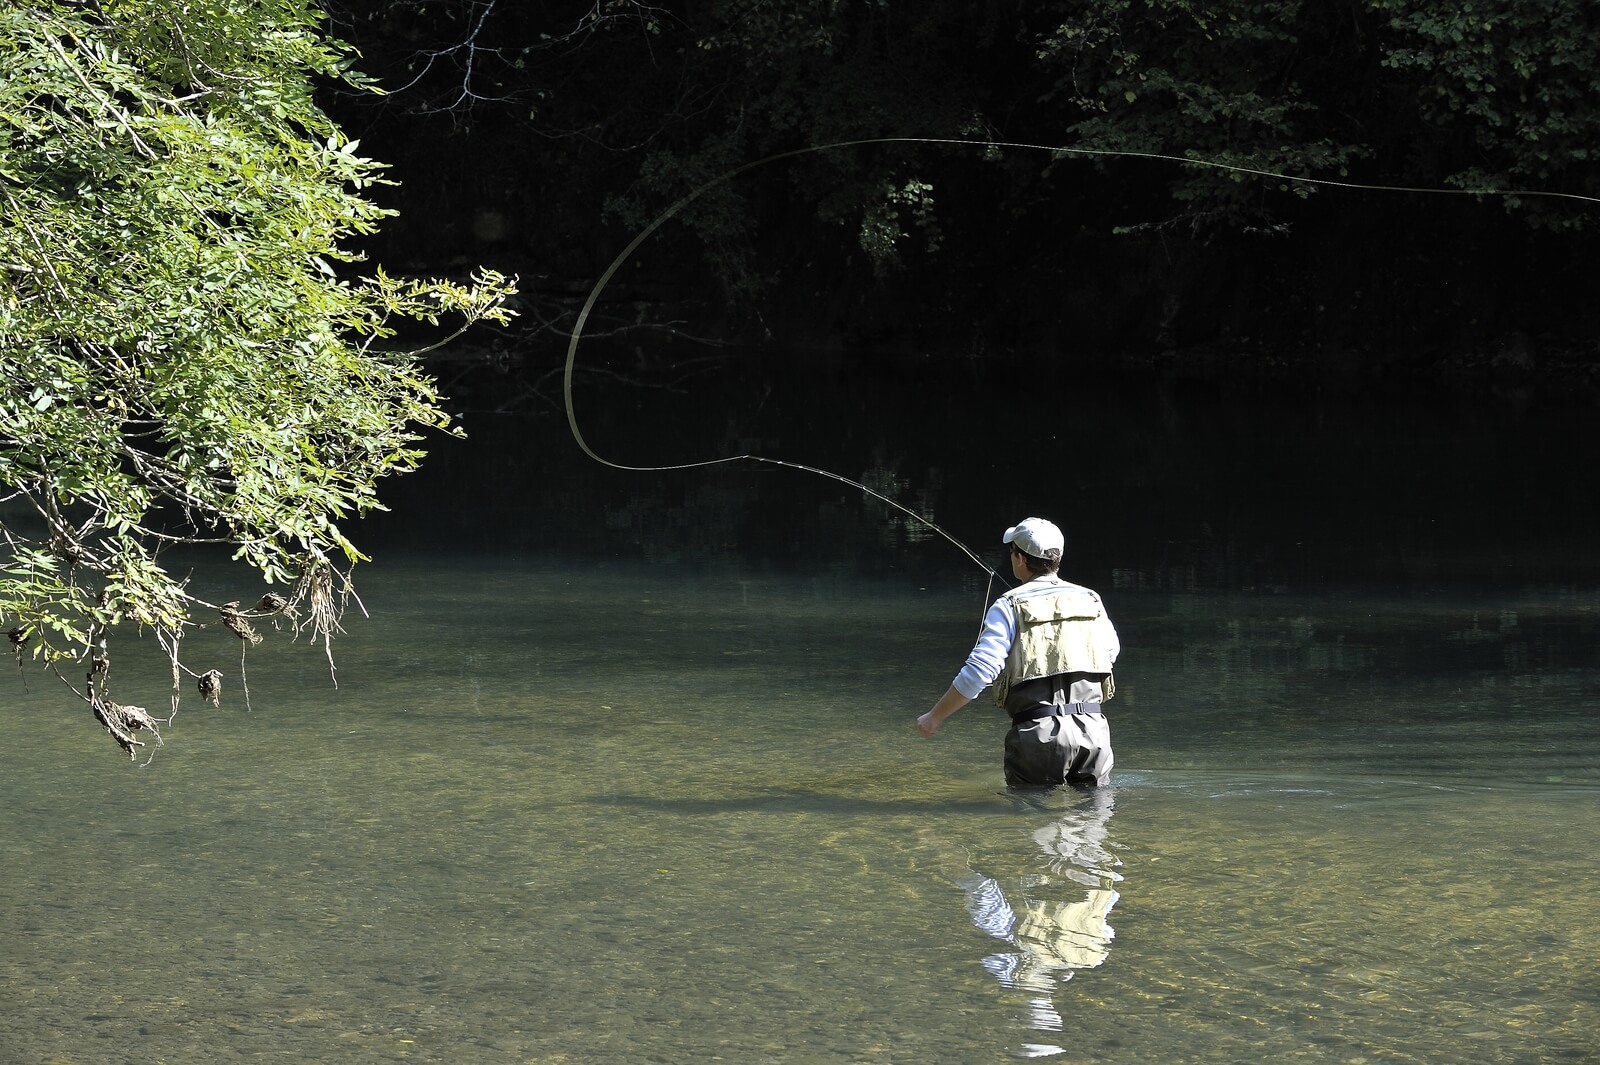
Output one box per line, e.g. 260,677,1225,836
959,787,1120,1058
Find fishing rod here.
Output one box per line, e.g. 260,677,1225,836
561,136,1598,580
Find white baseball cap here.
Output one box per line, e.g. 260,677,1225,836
1003,517,1064,557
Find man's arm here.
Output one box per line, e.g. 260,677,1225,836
917,686,972,737
917,598,1015,737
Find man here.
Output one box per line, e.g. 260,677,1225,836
916,517,1120,787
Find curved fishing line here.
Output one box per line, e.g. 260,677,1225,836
563,135,1597,577
562,140,1021,579
969,136,1600,205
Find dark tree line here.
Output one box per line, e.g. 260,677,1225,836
323,0,1600,389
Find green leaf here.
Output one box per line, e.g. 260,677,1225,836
0,0,517,751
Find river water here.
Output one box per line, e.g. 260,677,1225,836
3,356,1597,1063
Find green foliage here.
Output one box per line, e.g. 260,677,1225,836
609,0,1600,255
858,178,940,273
607,128,767,298
329,0,1599,324
1034,0,1599,231
598,0,993,292
0,0,514,749
1036,0,1367,231
1370,0,1600,224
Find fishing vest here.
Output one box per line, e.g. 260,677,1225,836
994,576,1117,708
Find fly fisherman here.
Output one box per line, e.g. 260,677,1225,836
917,517,1120,787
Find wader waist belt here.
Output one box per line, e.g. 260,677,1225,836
1012,702,1104,724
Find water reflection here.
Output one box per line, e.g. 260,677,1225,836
957,787,1122,1058
6,556,1600,1064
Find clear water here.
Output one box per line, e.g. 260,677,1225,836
4,559,1596,1064
4,361,1598,1062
